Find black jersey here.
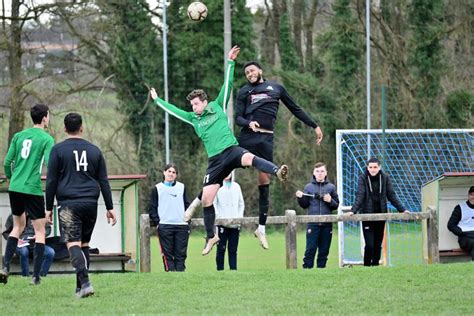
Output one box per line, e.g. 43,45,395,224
235,79,318,131
45,138,113,210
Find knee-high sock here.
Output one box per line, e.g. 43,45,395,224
203,205,216,239
252,156,279,175
258,184,270,225
69,245,89,287
3,237,19,271
81,246,90,269
76,246,90,289
32,243,45,278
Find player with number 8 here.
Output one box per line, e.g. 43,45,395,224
1,104,54,286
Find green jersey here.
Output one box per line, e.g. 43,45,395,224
4,127,54,196
153,60,238,158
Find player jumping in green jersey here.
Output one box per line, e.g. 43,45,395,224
1,104,54,285
150,46,288,255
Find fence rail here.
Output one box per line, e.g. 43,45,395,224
139,207,438,272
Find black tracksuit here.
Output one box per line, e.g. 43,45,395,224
297,176,339,268
148,182,190,272
352,170,405,266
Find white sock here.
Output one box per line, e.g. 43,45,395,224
258,225,266,234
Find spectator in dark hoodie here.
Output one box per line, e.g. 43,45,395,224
296,162,339,269
347,157,409,266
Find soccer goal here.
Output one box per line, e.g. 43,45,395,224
336,129,474,267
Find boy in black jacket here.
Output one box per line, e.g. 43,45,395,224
296,162,339,268
348,158,409,266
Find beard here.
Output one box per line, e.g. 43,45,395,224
248,73,262,85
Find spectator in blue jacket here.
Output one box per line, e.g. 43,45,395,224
296,162,339,268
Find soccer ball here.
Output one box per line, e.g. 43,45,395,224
187,2,208,22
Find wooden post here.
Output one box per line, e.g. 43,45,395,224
426,206,439,264
285,210,297,269
139,214,151,272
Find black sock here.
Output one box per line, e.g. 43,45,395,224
203,205,216,239
252,156,278,175
33,243,45,278
3,237,19,271
76,247,90,289
82,246,90,269
258,184,270,225
69,245,89,287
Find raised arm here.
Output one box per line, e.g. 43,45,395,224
150,88,194,125
215,46,240,109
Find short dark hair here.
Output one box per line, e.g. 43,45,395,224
164,163,178,174
367,157,381,165
186,89,208,102
30,104,49,124
314,162,326,169
64,112,82,134
243,61,263,72
469,186,474,194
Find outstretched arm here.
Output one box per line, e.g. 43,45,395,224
280,86,323,145
150,88,194,125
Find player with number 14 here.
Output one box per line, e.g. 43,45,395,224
45,112,117,298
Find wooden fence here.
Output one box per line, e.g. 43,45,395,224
139,207,438,272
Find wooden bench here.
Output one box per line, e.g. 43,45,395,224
439,248,471,263
8,253,132,274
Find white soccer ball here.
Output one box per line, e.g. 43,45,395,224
187,2,208,22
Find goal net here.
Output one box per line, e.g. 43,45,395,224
336,129,474,266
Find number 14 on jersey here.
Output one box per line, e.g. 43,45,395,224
73,150,88,171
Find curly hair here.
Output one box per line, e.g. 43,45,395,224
186,89,208,102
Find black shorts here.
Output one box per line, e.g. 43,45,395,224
204,146,248,186
9,191,45,220
238,129,274,162
58,202,98,243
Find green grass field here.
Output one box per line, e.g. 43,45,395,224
0,230,473,314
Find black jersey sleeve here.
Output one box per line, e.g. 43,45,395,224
45,146,60,210
183,186,190,209
235,87,251,128
280,85,318,128
97,152,114,210
148,187,160,226
447,205,463,236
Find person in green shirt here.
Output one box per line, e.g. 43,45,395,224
150,46,288,255
1,104,54,285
